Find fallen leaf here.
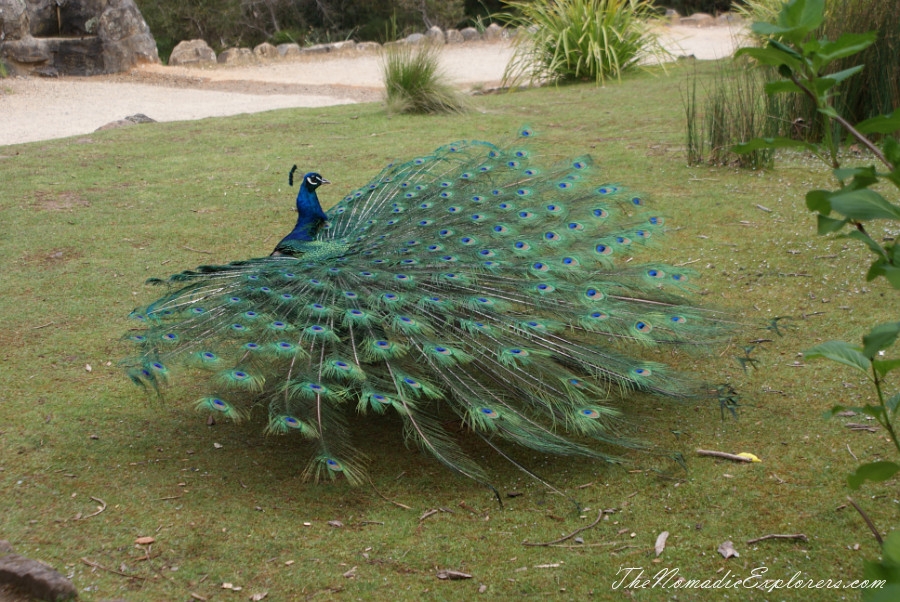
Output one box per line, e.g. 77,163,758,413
249,593,268,601
134,537,155,545
85,364,92,372
328,520,344,528
718,540,739,559
655,531,669,557
478,584,488,593
190,594,208,601
436,569,472,580
342,566,357,578
735,452,762,463
213,442,224,449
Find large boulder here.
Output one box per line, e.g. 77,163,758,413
0,0,159,75
253,41,278,60
0,0,29,41
218,47,254,64
168,39,216,66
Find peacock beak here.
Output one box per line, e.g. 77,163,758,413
320,178,331,185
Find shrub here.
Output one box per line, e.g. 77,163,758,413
499,0,668,87
381,42,469,115
737,0,900,142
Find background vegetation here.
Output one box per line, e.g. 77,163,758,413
1,57,898,599
135,0,745,61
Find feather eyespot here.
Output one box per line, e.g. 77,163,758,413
647,269,665,279
671,315,687,324
594,244,612,256
480,407,499,419
634,321,653,334
585,288,604,300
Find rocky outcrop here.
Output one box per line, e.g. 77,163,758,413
168,39,215,66
0,541,77,601
0,0,159,76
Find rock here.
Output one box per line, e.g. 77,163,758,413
218,47,254,64
680,12,715,28
96,113,156,131
277,42,301,57
302,42,334,55
168,39,216,66
716,12,742,25
0,0,158,75
253,41,278,59
404,32,425,45
445,29,464,44
2,36,51,63
425,26,444,44
0,541,12,554
0,553,77,601
0,0,29,41
460,27,480,42
665,9,680,25
96,0,159,72
483,23,503,42
354,41,381,53
331,40,356,52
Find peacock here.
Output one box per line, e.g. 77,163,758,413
124,128,727,495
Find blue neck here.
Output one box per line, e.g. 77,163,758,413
283,181,328,242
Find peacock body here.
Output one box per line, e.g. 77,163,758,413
125,129,725,492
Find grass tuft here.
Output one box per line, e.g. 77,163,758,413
683,59,777,168
381,42,469,115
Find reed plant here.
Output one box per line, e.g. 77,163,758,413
683,60,776,168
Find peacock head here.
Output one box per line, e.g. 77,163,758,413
302,172,330,191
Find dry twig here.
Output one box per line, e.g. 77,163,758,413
746,533,808,545
523,509,604,547
696,449,752,462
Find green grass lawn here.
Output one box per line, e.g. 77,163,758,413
1,60,897,601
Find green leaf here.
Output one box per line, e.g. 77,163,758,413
887,392,900,414
735,137,817,155
816,32,877,62
846,229,887,256
816,214,847,234
884,137,900,172
822,64,865,84
804,340,871,373
862,321,900,358
833,165,878,189
817,105,840,119
806,189,832,214
883,530,900,567
855,109,900,136
874,359,900,379
734,46,803,72
829,189,900,220
847,461,900,489
882,265,900,289
751,0,825,44
764,80,803,95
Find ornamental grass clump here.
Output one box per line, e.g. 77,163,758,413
499,0,668,86
381,42,469,115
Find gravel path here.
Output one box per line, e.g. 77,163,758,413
0,25,747,147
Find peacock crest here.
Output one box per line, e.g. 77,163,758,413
124,129,728,495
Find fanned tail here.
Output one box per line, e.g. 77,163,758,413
124,129,730,489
